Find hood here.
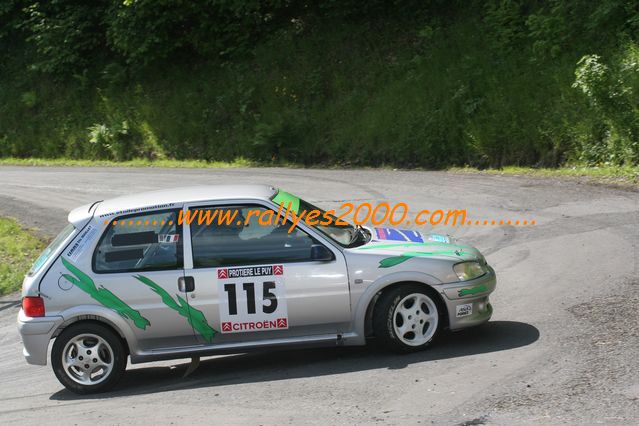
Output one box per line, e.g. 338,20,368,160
356,227,483,268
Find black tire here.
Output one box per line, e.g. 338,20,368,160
51,322,127,394
373,284,442,353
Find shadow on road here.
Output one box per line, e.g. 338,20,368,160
50,320,539,400
0,300,20,313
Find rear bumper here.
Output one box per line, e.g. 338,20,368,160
17,309,63,365
441,266,496,331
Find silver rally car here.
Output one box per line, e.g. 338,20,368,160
18,185,496,393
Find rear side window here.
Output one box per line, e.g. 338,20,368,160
93,210,183,273
28,224,75,276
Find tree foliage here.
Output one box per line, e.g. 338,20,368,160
2,0,639,167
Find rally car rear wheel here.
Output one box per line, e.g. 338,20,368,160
52,322,126,394
373,285,441,352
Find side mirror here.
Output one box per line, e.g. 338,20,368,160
311,244,334,262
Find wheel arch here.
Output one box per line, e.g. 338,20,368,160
357,274,449,339
54,316,130,354
52,306,139,355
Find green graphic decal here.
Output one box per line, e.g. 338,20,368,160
61,257,150,330
134,275,216,343
272,190,300,213
378,249,473,268
379,255,415,268
458,285,488,297
359,242,473,251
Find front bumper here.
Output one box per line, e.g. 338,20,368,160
17,309,64,365
440,265,496,331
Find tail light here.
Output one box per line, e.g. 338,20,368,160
22,296,45,317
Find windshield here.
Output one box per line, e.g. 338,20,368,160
28,224,75,276
272,190,368,247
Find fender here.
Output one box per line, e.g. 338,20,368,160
349,271,443,344
56,304,141,354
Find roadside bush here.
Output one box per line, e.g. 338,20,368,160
86,119,165,161
21,0,109,76
88,121,136,161
573,48,639,165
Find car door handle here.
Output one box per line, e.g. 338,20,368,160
178,276,195,292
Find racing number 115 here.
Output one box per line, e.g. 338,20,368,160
223,282,278,315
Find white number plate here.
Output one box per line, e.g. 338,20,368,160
217,265,288,333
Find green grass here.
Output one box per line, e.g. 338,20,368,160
2,157,637,188
0,157,255,168
450,165,639,186
0,218,47,296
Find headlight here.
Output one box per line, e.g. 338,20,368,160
453,261,487,281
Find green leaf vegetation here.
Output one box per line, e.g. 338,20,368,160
2,1,639,169
0,217,46,295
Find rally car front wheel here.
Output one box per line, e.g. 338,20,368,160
373,285,441,352
52,322,127,394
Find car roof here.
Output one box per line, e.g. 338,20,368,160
91,184,278,219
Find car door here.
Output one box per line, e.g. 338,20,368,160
90,209,199,350
183,201,351,345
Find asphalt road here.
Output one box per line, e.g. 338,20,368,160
0,166,638,425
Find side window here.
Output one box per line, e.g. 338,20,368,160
93,210,183,273
190,205,316,268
